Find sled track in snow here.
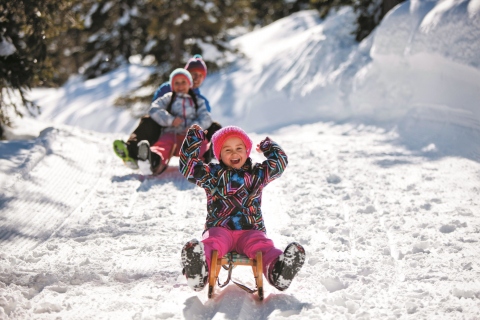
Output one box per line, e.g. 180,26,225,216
0,128,106,252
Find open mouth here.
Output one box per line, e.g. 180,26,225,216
230,158,241,165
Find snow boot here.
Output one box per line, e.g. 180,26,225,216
137,140,150,162
113,140,138,170
137,140,166,175
181,239,208,292
267,242,305,291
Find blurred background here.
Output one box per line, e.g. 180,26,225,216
0,0,404,138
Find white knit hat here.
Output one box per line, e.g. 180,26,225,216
169,68,193,91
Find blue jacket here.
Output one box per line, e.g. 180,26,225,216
152,82,212,112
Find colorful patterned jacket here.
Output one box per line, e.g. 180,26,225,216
179,127,288,233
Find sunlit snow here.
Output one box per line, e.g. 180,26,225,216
1,1,480,319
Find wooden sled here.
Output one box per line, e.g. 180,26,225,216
208,250,264,300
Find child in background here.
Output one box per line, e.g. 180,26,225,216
113,55,220,170
151,54,222,156
178,125,306,292
139,69,212,175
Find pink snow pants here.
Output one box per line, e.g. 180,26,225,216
151,132,209,166
201,227,283,278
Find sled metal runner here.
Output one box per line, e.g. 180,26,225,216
208,251,264,300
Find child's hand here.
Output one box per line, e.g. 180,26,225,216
191,124,202,131
257,137,272,152
172,117,183,127
191,124,208,136
190,125,207,139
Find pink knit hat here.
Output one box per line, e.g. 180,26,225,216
211,126,253,160
185,54,207,78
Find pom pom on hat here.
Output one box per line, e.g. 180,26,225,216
185,54,207,77
211,126,253,161
169,68,193,92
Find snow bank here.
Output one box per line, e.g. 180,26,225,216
31,64,154,134
351,0,480,125
204,0,480,140
348,0,480,159
204,8,359,132
372,0,480,68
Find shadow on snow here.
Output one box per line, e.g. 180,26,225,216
183,285,311,319
111,166,196,193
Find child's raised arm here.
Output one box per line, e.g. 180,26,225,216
257,137,288,185
179,125,212,184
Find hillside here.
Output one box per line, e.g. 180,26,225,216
1,1,480,319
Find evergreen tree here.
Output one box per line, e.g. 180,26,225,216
143,0,251,75
116,0,254,107
310,0,404,41
0,0,80,130
78,0,150,79
45,4,85,86
309,0,353,18
249,0,311,26
352,0,383,41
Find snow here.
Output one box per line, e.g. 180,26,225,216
30,64,155,135
1,1,480,319
0,37,16,57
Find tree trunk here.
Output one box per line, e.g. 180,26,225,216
172,5,181,66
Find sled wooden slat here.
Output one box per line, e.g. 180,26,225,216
208,250,264,300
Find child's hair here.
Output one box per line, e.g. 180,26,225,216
211,126,253,160
169,68,193,91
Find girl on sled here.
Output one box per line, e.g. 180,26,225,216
178,125,306,292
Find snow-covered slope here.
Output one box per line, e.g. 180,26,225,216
31,64,154,134
350,0,480,128
1,123,479,319
1,0,480,318
202,1,480,136
203,8,360,132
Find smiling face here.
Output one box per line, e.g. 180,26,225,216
189,70,205,89
172,75,190,94
220,137,248,169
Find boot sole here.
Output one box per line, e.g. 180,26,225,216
113,140,138,169
137,140,150,161
181,239,208,292
271,242,306,291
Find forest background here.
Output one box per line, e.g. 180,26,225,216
0,0,402,136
